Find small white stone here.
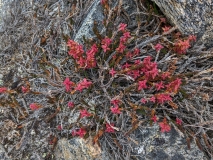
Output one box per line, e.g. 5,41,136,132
31,129,36,135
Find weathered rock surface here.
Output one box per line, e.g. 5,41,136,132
133,124,207,160
74,0,104,44
0,145,10,160
54,138,104,160
151,0,213,48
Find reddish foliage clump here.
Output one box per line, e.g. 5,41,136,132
0,87,7,93
159,118,171,133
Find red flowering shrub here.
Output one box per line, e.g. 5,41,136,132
159,118,171,133
72,128,87,138
64,22,185,141
0,87,7,93
176,118,182,125
173,35,196,54
29,103,40,110
105,123,115,133
68,101,75,108
154,43,164,52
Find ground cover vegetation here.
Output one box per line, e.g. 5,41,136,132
0,0,213,159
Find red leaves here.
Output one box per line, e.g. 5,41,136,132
188,35,196,42
67,39,84,59
63,23,185,141
105,123,115,133
155,93,172,104
151,115,158,123
85,44,98,68
154,43,164,52
155,81,164,91
0,87,7,93
162,26,171,33
159,118,171,133
109,68,116,77
63,78,92,92
110,106,121,114
173,39,190,54
101,37,111,52
140,98,147,104
120,32,131,43
63,78,75,92
111,98,120,106
68,101,75,108
21,86,29,93
138,80,147,90
80,109,91,118
166,78,181,93
142,56,158,79
67,40,98,69
57,125,63,130
116,42,126,53
118,23,127,32
75,78,92,92
72,128,87,138
176,118,182,125
29,103,40,110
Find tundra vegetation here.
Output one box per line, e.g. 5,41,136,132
0,0,212,159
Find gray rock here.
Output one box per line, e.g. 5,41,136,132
0,74,3,85
0,145,10,160
133,124,207,160
74,0,104,44
54,138,103,160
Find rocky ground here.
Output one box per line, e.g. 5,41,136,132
0,0,212,160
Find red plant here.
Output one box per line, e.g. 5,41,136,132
176,118,182,125
101,37,112,52
21,86,29,93
118,23,127,32
80,109,91,118
159,118,171,132
188,35,196,42
0,87,7,93
149,96,156,103
155,93,172,104
110,106,121,114
30,103,40,110
162,26,171,33
63,78,74,92
155,81,164,91
166,78,181,93
72,128,87,138
141,98,147,104
173,39,190,54
105,123,115,133
64,23,184,139
138,80,147,91
154,43,164,52
68,101,75,108
57,125,63,130
151,115,158,123
75,78,92,92
109,68,116,77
